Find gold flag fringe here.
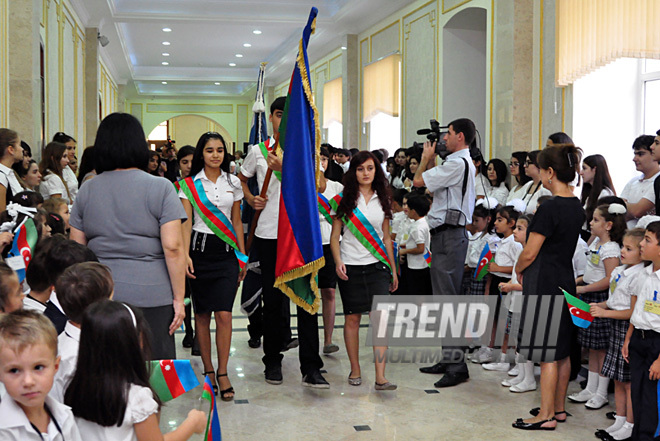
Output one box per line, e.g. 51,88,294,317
274,256,325,315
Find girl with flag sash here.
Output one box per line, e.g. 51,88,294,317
512,144,584,431
179,132,246,401
330,151,398,390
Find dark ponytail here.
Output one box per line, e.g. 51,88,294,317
537,144,582,184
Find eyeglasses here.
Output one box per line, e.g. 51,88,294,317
524,160,533,166
509,162,519,167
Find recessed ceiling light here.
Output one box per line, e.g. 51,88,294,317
243,43,251,48
341,46,347,50
253,30,262,35
235,54,243,58
162,27,172,32
162,41,170,46
214,82,221,85
161,61,169,65
229,62,236,67
161,81,167,84
162,52,170,56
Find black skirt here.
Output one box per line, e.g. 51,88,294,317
189,231,239,313
337,262,390,315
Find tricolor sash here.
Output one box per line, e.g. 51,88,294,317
330,193,392,274
179,177,248,271
173,180,181,192
257,138,282,182
317,192,332,224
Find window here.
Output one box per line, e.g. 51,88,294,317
148,121,168,141
363,53,401,154
323,77,342,148
642,60,660,135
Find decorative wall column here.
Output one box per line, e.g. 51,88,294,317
84,27,99,147
511,0,534,152
341,34,359,150
7,0,41,148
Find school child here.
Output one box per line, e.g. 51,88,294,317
50,262,114,402
622,221,660,441
588,229,644,440
0,263,23,314
473,204,521,364
390,188,408,242
0,310,82,440
399,193,431,295
65,300,206,440
463,197,499,295
569,203,626,409
393,192,414,295
489,216,537,393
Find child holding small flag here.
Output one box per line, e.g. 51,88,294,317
588,228,645,440
462,198,499,296
570,203,626,409
66,300,206,440
399,193,431,295
622,221,660,441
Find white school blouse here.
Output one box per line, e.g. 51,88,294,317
573,237,589,278
621,171,660,228
523,182,552,214
465,232,500,268
606,263,645,311
75,385,159,441
51,321,80,403
630,265,660,331
507,180,532,203
582,238,621,285
62,166,78,202
332,192,385,265
391,211,407,239
39,172,70,204
506,255,523,313
474,174,491,199
0,163,24,196
320,180,343,245
490,182,510,207
490,234,522,278
240,139,280,239
0,394,82,441
178,169,244,235
406,217,431,270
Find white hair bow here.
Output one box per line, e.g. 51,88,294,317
476,196,499,210
637,215,660,230
506,198,527,214
6,202,36,220
607,203,626,215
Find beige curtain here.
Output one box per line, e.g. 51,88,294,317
323,77,342,128
556,0,660,86
363,53,401,122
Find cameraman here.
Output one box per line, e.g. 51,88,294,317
413,117,476,388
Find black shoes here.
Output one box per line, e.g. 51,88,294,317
433,372,469,388
512,417,556,431
302,370,330,389
265,365,283,385
182,333,193,348
248,337,261,348
419,362,447,374
281,338,299,352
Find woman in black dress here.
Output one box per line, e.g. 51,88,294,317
512,144,585,431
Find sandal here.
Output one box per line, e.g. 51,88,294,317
203,371,217,396
348,372,362,386
512,417,556,430
217,372,235,402
529,407,571,422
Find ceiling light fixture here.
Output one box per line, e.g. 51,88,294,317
243,43,251,48
162,61,169,65
341,46,347,50
162,52,170,56
253,30,262,35
162,81,167,84
214,82,221,85
235,54,243,58
229,62,236,67
162,27,172,32
162,41,170,46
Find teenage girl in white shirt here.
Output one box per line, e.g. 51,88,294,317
38,142,71,204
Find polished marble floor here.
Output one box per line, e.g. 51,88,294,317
160,300,616,441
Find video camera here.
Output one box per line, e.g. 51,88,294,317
417,119,450,158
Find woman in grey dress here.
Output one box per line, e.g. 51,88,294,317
70,113,187,359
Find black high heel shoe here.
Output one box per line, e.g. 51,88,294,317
217,371,235,402
203,371,217,396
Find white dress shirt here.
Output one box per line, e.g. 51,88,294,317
583,238,621,285
630,264,660,331
622,171,660,228
407,217,431,269
607,263,645,311
39,172,70,204
62,166,78,202
320,180,343,245
0,163,24,196
332,191,386,265
50,321,81,403
0,393,82,441
490,233,522,278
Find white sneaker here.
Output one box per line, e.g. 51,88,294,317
585,394,609,409
482,362,510,372
469,347,486,362
568,389,595,403
508,366,519,376
502,376,523,387
471,347,493,364
510,381,537,393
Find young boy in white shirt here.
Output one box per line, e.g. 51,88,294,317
0,310,82,440
50,262,114,402
399,193,431,295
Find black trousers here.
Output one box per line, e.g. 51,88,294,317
256,237,323,375
630,328,660,441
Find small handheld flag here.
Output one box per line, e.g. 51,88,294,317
423,248,432,268
392,241,401,276
5,218,38,283
473,243,492,281
148,360,200,402
561,288,594,328
202,375,222,441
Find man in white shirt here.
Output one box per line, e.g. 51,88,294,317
413,118,476,388
238,97,328,389
622,135,660,228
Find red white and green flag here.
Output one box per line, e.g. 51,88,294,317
561,288,593,328
5,218,38,283
202,375,222,441
148,360,200,402
473,243,492,281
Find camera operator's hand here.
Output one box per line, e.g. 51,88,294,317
422,141,437,163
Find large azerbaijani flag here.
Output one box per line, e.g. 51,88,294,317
274,7,325,314
148,360,200,402
202,375,222,441
5,218,38,283
561,288,593,328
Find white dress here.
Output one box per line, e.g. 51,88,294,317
75,385,159,441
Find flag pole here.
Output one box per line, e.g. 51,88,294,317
245,132,280,253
